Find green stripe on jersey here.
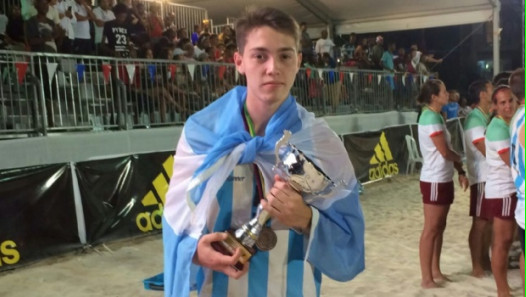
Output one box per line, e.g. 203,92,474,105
464,108,489,130
419,109,444,125
486,117,510,141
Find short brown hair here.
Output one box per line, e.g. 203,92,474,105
235,7,300,54
509,68,525,100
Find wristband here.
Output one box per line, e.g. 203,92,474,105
458,170,466,176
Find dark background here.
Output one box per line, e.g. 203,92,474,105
335,0,524,97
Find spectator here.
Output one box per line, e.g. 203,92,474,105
93,0,115,54
394,47,407,72
354,44,372,69
381,41,395,72
410,44,443,75
208,34,221,61
6,5,26,50
100,3,130,57
147,4,163,39
371,35,384,70
21,0,37,21
25,0,62,53
191,24,200,45
72,0,95,55
222,43,236,63
164,12,176,31
441,89,460,119
46,0,60,25
341,32,357,62
57,0,76,53
299,22,313,62
193,34,209,58
315,29,334,58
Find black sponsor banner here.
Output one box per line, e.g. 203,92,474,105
77,152,173,244
342,131,381,182
0,164,80,271
342,125,410,183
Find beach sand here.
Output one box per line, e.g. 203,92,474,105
0,175,522,297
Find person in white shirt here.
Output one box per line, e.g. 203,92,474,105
417,79,468,289
92,0,115,53
46,0,60,24
315,29,334,58
56,0,76,53
485,85,518,297
72,0,95,55
464,80,493,278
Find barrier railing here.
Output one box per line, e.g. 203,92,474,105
132,0,208,34
0,50,432,138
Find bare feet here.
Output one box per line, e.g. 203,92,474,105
470,268,486,278
421,280,440,289
433,273,451,282
496,289,511,297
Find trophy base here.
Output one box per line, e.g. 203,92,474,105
211,230,255,271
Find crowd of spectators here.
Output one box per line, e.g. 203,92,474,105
0,0,239,64
299,23,443,78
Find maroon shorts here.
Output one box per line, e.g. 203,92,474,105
420,181,454,205
469,183,487,218
483,193,517,219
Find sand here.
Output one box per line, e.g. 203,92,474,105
0,175,523,297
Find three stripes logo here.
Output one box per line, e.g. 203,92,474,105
136,155,174,232
369,132,399,181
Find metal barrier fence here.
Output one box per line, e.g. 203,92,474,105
134,0,209,35
0,50,430,137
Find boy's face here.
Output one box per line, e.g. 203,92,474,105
235,26,301,108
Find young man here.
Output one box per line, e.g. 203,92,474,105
100,3,130,58
162,7,365,297
464,80,493,277
509,68,525,295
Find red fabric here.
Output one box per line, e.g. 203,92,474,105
149,16,164,37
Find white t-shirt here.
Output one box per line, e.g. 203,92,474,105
92,7,115,44
485,117,515,198
463,107,490,185
46,4,60,24
418,108,454,182
72,1,90,39
57,0,77,40
315,38,335,57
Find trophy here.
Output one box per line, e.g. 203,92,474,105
211,130,339,271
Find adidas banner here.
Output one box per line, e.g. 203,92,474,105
76,152,173,244
0,164,80,272
342,125,411,183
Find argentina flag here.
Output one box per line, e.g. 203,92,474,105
163,86,365,297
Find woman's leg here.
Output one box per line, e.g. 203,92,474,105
491,217,516,297
420,204,450,288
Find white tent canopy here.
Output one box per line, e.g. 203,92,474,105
173,0,500,74
174,0,495,33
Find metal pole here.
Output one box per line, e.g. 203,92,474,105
493,0,501,77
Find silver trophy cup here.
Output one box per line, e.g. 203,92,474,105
211,130,338,270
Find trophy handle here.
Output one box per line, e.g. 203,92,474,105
275,130,292,164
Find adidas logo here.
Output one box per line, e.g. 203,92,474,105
136,155,174,232
369,132,399,181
